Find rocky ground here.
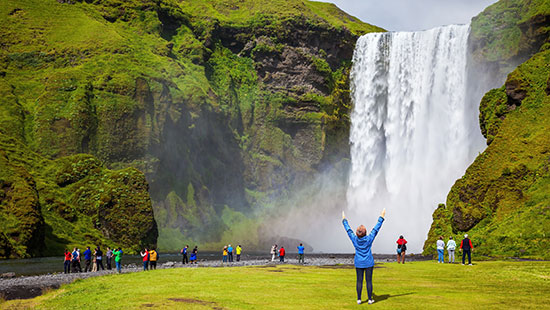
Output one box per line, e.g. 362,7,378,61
0,254,429,300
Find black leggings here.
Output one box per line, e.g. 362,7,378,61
356,267,373,300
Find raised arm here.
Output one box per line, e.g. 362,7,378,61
343,218,356,243
367,208,386,240
367,216,384,240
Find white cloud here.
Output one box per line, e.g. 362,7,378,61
315,0,498,31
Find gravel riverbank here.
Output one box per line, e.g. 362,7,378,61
0,254,427,300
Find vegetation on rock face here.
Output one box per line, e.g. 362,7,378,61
469,0,550,81
0,133,157,258
0,0,382,254
425,0,550,259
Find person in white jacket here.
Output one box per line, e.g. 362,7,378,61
446,237,457,263
436,237,445,263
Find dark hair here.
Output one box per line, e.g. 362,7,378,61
399,235,404,239
300,243,302,246
449,236,453,240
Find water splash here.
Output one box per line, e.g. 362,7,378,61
347,24,485,253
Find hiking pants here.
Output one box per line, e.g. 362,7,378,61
106,257,112,270
448,250,455,263
298,254,304,263
143,261,148,271
228,253,233,262
462,249,471,264
64,260,71,274
236,254,241,262
150,261,157,270
72,260,79,273
223,256,227,263
356,267,374,301
97,259,104,270
437,249,444,263
84,259,91,272
280,256,284,262
116,261,121,273
182,253,189,264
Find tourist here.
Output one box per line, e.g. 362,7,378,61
228,244,234,263
149,248,158,270
342,208,386,305
460,234,474,265
279,246,285,262
140,248,150,271
181,245,189,264
113,247,123,273
396,235,407,264
297,243,305,264
271,244,277,262
106,247,113,270
71,247,80,273
447,236,456,263
222,246,228,263
437,236,445,263
236,245,242,262
92,249,98,272
190,246,198,264
96,247,104,271
76,248,82,272
83,246,92,272
64,249,71,274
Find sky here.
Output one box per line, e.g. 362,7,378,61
317,0,498,31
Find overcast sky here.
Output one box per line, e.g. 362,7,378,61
317,0,498,31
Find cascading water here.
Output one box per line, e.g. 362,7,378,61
347,24,485,253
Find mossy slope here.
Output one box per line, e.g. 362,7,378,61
0,132,157,258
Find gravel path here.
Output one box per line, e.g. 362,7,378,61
0,254,420,300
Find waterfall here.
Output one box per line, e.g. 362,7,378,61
347,24,485,253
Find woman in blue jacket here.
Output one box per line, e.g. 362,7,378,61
342,208,385,305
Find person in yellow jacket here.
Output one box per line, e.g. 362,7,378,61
149,248,159,270
222,246,228,263
236,245,242,262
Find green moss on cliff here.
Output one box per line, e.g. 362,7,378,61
0,134,157,258
470,0,550,73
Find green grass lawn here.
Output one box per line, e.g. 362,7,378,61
2,260,549,309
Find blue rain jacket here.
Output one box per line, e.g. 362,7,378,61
343,217,384,268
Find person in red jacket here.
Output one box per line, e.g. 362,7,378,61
396,236,407,264
460,234,474,265
279,246,285,262
64,249,72,274
140,248,149,271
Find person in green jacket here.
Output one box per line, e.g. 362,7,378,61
113,248,123,273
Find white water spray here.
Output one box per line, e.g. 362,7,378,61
347,24,485,253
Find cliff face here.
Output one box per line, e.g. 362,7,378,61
424,0,550,259
0,0,382,254
0,132,157,258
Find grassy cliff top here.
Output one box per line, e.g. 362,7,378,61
179,0,384,35
470,0,550,64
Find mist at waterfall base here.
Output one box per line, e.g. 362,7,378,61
345,24,487,254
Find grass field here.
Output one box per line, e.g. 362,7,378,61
2,260,549,309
